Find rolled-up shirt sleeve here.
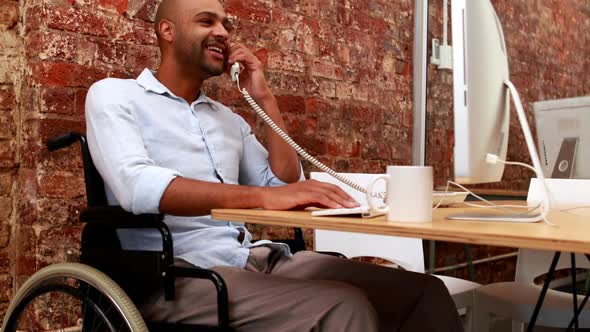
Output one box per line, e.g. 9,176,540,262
85,81,180,214
237,117,304,187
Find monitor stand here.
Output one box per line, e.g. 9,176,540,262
447,81,551,224
551,137,578,179
447,211,543,223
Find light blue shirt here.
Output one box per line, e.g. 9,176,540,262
85,69,293,268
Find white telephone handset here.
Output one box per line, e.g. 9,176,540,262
230,62,242,82
230,62,373,196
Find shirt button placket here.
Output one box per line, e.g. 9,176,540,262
192,104,225,184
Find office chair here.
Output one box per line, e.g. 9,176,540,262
473,249,590,331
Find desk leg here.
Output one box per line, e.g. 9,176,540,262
428,240,436,274
527,251,561,332
567,288,590,330
566,254,590,331
571,253,579,330
464,244,476,281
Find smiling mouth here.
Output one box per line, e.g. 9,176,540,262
208,46,223,53
206,46,225,58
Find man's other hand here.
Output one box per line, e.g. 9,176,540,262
261,180,361,211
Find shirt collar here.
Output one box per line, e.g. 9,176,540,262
195,91,212,106
136,68,213,106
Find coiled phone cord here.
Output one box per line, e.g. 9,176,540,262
232,64,378,197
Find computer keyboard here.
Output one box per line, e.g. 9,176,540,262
311,206,375,217
311,191,469,218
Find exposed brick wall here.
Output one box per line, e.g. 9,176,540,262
0,0,22,315
1,0,589,317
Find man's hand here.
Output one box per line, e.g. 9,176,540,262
227,43,272,102
227,43,300,183
260,180,361,211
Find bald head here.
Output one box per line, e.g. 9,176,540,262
154,0,224,44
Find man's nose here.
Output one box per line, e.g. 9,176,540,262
213,22,229,39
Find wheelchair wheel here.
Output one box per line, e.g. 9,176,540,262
2,263,148,332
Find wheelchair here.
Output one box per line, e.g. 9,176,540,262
1,132,315,332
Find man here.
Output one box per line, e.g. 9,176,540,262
85,0,463,330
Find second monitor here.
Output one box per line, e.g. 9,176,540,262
534,96,590,179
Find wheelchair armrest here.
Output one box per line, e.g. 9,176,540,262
80,206,163,227
80,206,174,278
47,132,82,151
171,266,229,328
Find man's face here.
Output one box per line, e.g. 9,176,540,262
173,0,231,78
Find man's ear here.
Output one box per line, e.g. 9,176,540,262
158,19,175,42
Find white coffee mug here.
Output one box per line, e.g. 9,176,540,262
366,166,433,222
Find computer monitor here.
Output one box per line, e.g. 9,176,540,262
451,0,510,184
449,0,550,222
534,96,590,179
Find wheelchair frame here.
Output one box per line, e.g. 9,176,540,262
2,132,305,332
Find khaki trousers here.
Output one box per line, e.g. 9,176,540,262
140,247,462,332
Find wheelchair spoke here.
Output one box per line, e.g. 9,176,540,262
80,278,102,332
90,287,106,331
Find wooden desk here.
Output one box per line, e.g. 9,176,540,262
213,203,590,331
212,203,590,254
